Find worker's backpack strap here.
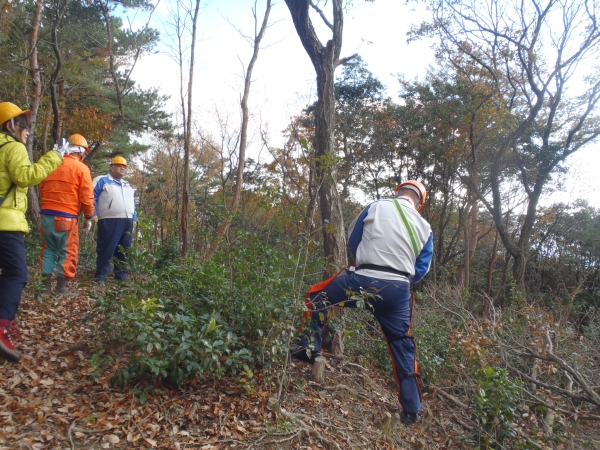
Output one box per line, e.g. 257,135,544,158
392,199,422,257
0,142,15,206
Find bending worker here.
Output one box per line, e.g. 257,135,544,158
39,134,94,295
0,102,65,363
93,156,136,284
291,181,433,426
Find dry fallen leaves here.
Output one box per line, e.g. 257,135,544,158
0,275,565,449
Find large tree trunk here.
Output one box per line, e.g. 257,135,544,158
314,44,347,276
285,0,355,356
458,196,478,290
284,0,352,278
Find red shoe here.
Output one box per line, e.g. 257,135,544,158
0,320,22,363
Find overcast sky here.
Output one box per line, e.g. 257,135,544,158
128,0,598,207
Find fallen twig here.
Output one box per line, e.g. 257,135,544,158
72,427,104,434
309,382,372,402
267,397,342,450
512,338,600,407
507,362,600,407
436,388,469,410
68,419,77,450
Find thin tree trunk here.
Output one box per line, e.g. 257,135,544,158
49,0,70,143
205,0,272,260
458,203,470,289
25,0,45,229
181,0,202,258
486,229,499,297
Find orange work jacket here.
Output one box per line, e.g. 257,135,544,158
40,155,94,218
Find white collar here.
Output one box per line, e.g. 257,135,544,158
108,174,127,184
397,196,416,209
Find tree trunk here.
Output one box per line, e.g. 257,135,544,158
205,0,272,260
49,0,69,143
314,50,347,276
285,0,354,357
486,229,499,297
284,0,350,277
180,0,202,258
457,203,470,289
25,0,45,229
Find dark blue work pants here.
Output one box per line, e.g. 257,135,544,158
95,218,133,281
0,232,28,321
301,271,422,414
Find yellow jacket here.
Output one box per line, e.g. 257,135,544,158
0,133,63,233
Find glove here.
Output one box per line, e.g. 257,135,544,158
92,216,98,223
84,219,93,231
52,138,69,159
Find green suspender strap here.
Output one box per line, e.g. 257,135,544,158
392,199,422,257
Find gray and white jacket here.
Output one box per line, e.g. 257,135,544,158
93,174,136,220
348,196,433,282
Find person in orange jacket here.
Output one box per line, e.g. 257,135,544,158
39,134,95,295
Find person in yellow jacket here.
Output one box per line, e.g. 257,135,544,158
0,102,65,363
39,134,95,296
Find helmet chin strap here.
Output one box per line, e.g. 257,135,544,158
9,118,16,136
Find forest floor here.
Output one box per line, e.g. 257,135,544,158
1,277,599,449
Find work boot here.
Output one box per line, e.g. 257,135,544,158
55,276,77,296
290,344,322,364
41,273,52,292
400,411,419,426
0,319,22,363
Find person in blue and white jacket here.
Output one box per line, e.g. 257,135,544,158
92,156,136,283
291,180,433,426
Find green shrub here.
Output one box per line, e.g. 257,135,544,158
87,227,322,384
91,293,251,387
472,367,523,448
412,310,451,385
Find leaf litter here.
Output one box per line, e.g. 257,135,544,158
1,277,598,449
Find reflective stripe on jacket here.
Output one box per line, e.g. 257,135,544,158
348,197,433,283
0,133,63,233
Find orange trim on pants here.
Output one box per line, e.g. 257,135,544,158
301,266,349,330
40,215,80,279
63,221,79,279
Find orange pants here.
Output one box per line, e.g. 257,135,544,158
40,215,79,279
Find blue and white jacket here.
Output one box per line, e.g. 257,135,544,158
93,174,136,221
348,196,433,283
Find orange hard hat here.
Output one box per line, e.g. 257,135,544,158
67,134,89,152
395,180,427,211
0,102,30,125
111,156,128,167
